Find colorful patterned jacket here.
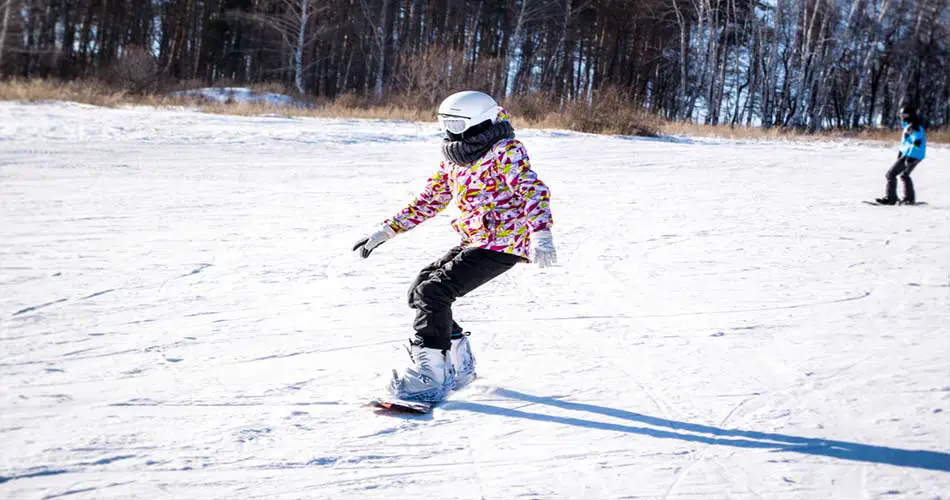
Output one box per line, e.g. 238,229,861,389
384,116,553,261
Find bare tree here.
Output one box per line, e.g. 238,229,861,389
232,0,326,93
358,0,391,101
669,0,690,119
0,0,9,76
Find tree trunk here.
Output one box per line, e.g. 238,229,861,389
505,0,529,97
374,0,389,101
0,0,10,76
671,0,688,120
295,0,309,93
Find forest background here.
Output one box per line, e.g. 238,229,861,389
0,0,947,139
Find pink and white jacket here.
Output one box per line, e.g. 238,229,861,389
384,124,553,261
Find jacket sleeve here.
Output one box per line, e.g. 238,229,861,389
384,164,453,233
901,125,926,156
497,140,553,232
912,126,925,147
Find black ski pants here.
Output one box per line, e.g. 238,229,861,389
885,156,922,203
408,246,522,350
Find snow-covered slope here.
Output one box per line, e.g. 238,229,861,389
1,102,948,499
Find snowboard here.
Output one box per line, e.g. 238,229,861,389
862,200,927,206
369,397,435,414
370,378,475,415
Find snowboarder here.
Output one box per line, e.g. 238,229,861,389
353,90,556,403
876,104,927,205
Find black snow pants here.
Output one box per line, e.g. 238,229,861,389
885,156,922,203
408,246,522,350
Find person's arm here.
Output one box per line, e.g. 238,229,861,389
901,126,913,157
911,125,925,148
353,165,453,258
496,140,552,232
384,164,453,234
901,125,926,158
497,140,556,266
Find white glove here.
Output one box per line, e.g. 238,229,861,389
530,230,557,268
352,225,396,258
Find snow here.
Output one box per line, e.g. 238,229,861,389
1,101,948,499
169,87,309,107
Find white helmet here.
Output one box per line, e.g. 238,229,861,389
437,91,500,136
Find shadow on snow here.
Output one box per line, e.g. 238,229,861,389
444,388,950,472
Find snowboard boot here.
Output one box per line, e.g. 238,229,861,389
388,341,455,402
875,197,897,205
899,198,916,205
450,331,477,389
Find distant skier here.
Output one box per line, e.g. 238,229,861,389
353,90,556,403
876,105,927,205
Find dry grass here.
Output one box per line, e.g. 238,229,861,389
923,128,950,144
2,78,946,144
661,122,950,145
497,88,662,137
0,78,152,107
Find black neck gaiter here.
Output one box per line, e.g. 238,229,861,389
442,121,515,165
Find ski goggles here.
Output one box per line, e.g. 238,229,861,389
438,114,470,134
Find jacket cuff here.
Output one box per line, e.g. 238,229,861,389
531,229,553,241
381,221,400,236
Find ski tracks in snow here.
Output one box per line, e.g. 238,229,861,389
539,209,774,498
3,104,948,499
660,397,763,500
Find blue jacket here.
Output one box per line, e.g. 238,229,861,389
900,121,926,160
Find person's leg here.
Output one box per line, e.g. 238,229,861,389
900,159,921,203
410,248,521,350
883,158,907,203
407,246,465,309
